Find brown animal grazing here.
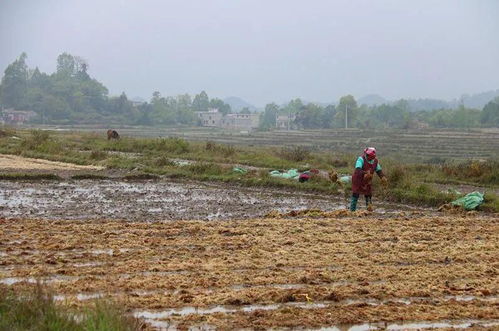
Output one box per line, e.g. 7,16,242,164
107,129,120,140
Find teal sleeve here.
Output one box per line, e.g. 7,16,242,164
355,157,364,169
376,163,382,172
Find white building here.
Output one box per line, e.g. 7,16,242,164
1,109,38,125
221,113,259,131
197,109,260,131
196,108,223,127
276,114,296,130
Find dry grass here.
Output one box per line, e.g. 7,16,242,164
1,214,497,329
0,154,104,171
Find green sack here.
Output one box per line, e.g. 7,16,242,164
451,191,484,210
286,169,300,179
233,167,248,174
269,169,300,180
339,175,352,184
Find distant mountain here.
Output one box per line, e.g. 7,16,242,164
459,90,499,109
223,96,257,112
405,98,451,112
358,94,387,106
403,90,499,111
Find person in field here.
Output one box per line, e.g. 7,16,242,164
350,147,387,211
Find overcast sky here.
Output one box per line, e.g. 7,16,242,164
1,0,498,106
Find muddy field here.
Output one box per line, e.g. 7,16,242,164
0,153,497,330
1,214,498,330
0,179,429,221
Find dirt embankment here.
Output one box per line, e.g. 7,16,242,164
1,214,497,329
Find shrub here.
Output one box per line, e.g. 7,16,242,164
205,141,236,157
186,162,224,175
279,145,311,162
205,141,216,151
21,130,51,149
387,165,409,188
156,138,190,154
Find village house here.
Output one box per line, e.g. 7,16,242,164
220,113,259,131
275,114,296,130
1,109,38,125
197,109,260,131
196,108,223,127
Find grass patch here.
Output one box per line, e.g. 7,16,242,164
0,126,16,137
482,193,499,212
0,285,142,331
186,162,225,176
442,160,499,185
89,150,108,160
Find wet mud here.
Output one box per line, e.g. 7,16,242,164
0,179,425,221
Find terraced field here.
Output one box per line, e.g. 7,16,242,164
43,126,499,162
1,213,498,330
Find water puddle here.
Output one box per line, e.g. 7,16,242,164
0,277,38,285
0,275,79,285
143,319,177,330
318,319,499,330
0,180,423,221
89,248,132,256
133,302,327,319
132,294,499,319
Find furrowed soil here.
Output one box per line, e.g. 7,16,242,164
1,214,498,330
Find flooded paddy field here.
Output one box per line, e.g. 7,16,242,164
0,179,426,221
1,214,497,329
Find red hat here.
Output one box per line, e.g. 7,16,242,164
364,147,376,160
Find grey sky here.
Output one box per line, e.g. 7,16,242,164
1,0,498,106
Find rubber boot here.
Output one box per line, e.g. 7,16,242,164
365,196,372,207
350,195,359,211
365,195,373,211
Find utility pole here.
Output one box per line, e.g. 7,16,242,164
345,104,348,129
288,109,290,131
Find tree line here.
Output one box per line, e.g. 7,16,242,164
0,53,232,125
260,96,499,129
1,52,498,128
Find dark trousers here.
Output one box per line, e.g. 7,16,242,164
350,193,372,211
